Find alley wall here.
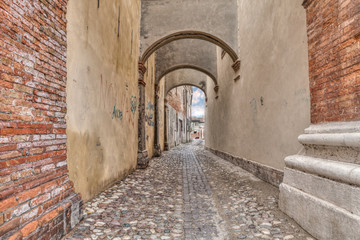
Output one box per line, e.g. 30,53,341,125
206,0,310,175
66,0,141,201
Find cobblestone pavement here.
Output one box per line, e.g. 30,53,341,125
65,141,314,240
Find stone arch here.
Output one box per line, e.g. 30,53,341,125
141,30,239,63
154,39,218,84
159,65,218,87
166,83,207,99
160,68,216,97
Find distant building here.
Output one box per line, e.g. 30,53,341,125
164,86,193,149
191,117,205,139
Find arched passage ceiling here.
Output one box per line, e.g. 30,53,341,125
140,0,239,59
163,69,210,97
155,39,217,84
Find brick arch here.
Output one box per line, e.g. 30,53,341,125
158,65,218,87
141,31,239,64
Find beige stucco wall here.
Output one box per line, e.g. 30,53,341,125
206,0,310,170
66,0,140,201
145,54,156,158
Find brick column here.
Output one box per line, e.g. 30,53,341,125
137,62,150,168
280,1,360,239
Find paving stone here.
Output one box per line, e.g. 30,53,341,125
65,141,315,240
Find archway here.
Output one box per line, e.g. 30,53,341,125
158,64,217,87
163,85,206,150
167,84,207,99
141,31,239,65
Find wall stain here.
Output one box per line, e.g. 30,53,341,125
250,98,257,113
294,88,310,103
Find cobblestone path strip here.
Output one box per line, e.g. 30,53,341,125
65,141,315,240
65,149,185,240
183,149,228,239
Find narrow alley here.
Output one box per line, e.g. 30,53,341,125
1,1,359,239
65,142,312,240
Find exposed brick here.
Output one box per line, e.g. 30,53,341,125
0,217,20,236
7,231,22,240
304,0,360,123
4,202,30,222
0,144,17,152
10,169,33,181
0,150,22,160
0,175,11,185
29,148,44,155
17,187,42,204
38,208,59,225
0,197,17,212
30,194,50,208
0,185,23,201
20,206,42,224
0,128,35,135
20,220,38,237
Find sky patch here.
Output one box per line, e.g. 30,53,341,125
191,87,205,118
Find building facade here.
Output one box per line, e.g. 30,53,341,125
191,117,205,139
164,86,193,149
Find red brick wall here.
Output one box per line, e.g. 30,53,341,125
304,0,360,123
166,88,186,116
0,1,82,239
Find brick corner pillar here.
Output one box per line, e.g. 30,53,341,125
153,84,162,157
279,1,360,240
137,62,150,168
0,1,82,239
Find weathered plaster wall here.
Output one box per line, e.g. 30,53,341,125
166,88,185,117
67,0,140,201
144,54,156,158
206,0,310,171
